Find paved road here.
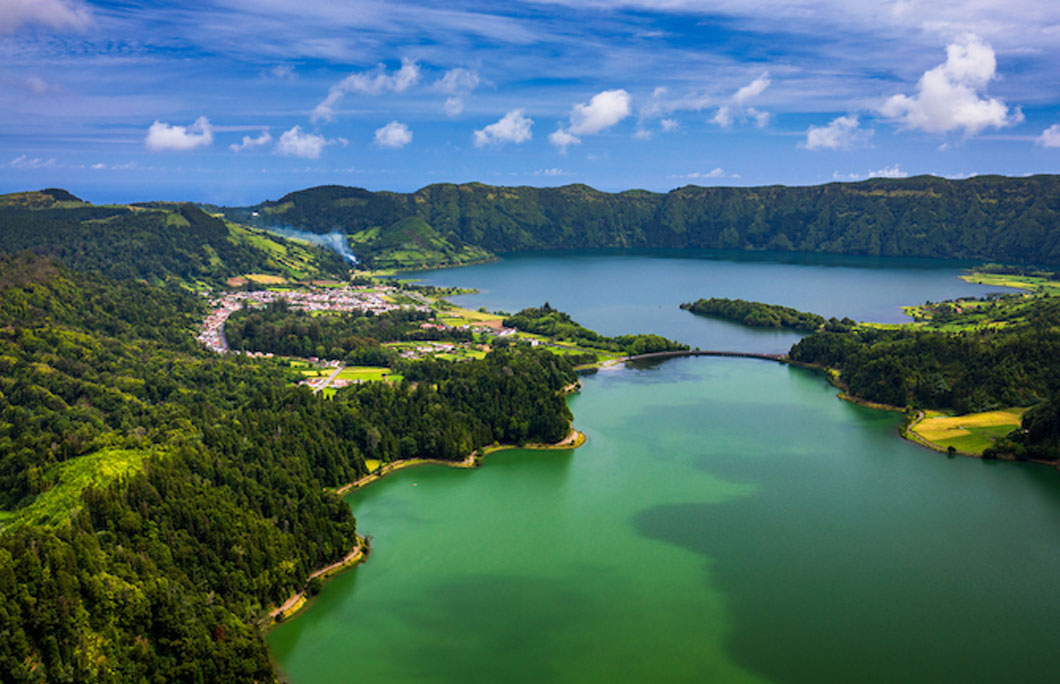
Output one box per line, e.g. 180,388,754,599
314,364,346,394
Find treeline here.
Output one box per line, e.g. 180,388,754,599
0,191,348,285
788,298,1060,413
229,175,1060,267
224,301,472,364
680,297,826,329
0,254,577,682
503,302,688,355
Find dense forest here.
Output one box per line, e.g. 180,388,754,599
788,297,1060,415
224,301,472,364
680,297,827,329
0,253,577,682
225,175,1060,268
503,303,688,355
0,189,348,285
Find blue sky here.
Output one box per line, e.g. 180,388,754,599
2,0,1059,204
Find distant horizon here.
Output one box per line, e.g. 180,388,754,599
7,171,1056,208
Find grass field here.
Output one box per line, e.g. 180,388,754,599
913,407,1026,454
336,366,393,382
244,273,287,285
959,272,1060,296
0,448,151,530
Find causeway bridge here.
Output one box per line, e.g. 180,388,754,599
623,350,787,363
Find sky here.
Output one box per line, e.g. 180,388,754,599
1,0,1059,205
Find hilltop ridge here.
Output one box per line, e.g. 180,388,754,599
221,174,1060,269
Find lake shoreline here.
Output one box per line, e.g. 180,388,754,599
334,426,587,496
265,424,585,628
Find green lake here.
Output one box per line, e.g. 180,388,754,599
269,253,1060,682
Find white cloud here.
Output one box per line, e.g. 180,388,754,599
534,168,568,176
229,131,273,152
711,73,771,129
868,163,909,178
374,121,413,149
660,118,679,132
550,89,630,152
25,76,52,95
549,128,581,153
145,116,213,151
90,162,106,170
1036,124,1060,148
435,68,481,94
880,34,1021,136
674,168,727,179
443,97,465,117
802,115,873,150
633,128,653,140
733,74,770,105
0,0,93,35
435,68,482,117
275,126,330,158
8,155,57,169
269,65,295,80
569,89,632,135
473,109,533,147
311,58,420,124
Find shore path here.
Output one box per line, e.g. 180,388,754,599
269,543,364,621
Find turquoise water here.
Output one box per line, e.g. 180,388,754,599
269,253,1059,682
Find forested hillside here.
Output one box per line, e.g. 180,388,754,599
788,297,1060,416
225,175,1060,268
0,253,577,682
0,189,349,285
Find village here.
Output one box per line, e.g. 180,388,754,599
194,283,522,393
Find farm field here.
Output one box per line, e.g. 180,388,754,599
913,408,1026,454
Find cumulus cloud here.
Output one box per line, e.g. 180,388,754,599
550,89,630,151
311,58,420,124
229,131,273,152
434,68,482,117
711,73,771,129
868,163,909,178
569,89,632,135
802,115,873,150
1036,124,1060,148
660,118,679,132
0,0,93,35
275,126,331,158
145,116,213,151
880,34,1022,136
549,128,581,153
473,109,533,147
534,168,567,176
374,121,413,149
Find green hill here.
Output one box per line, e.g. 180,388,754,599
226,175,1060,269
0,191,350,286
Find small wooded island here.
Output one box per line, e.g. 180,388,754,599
680,297,829,330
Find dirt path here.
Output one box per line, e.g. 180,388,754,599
268,543,364,621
